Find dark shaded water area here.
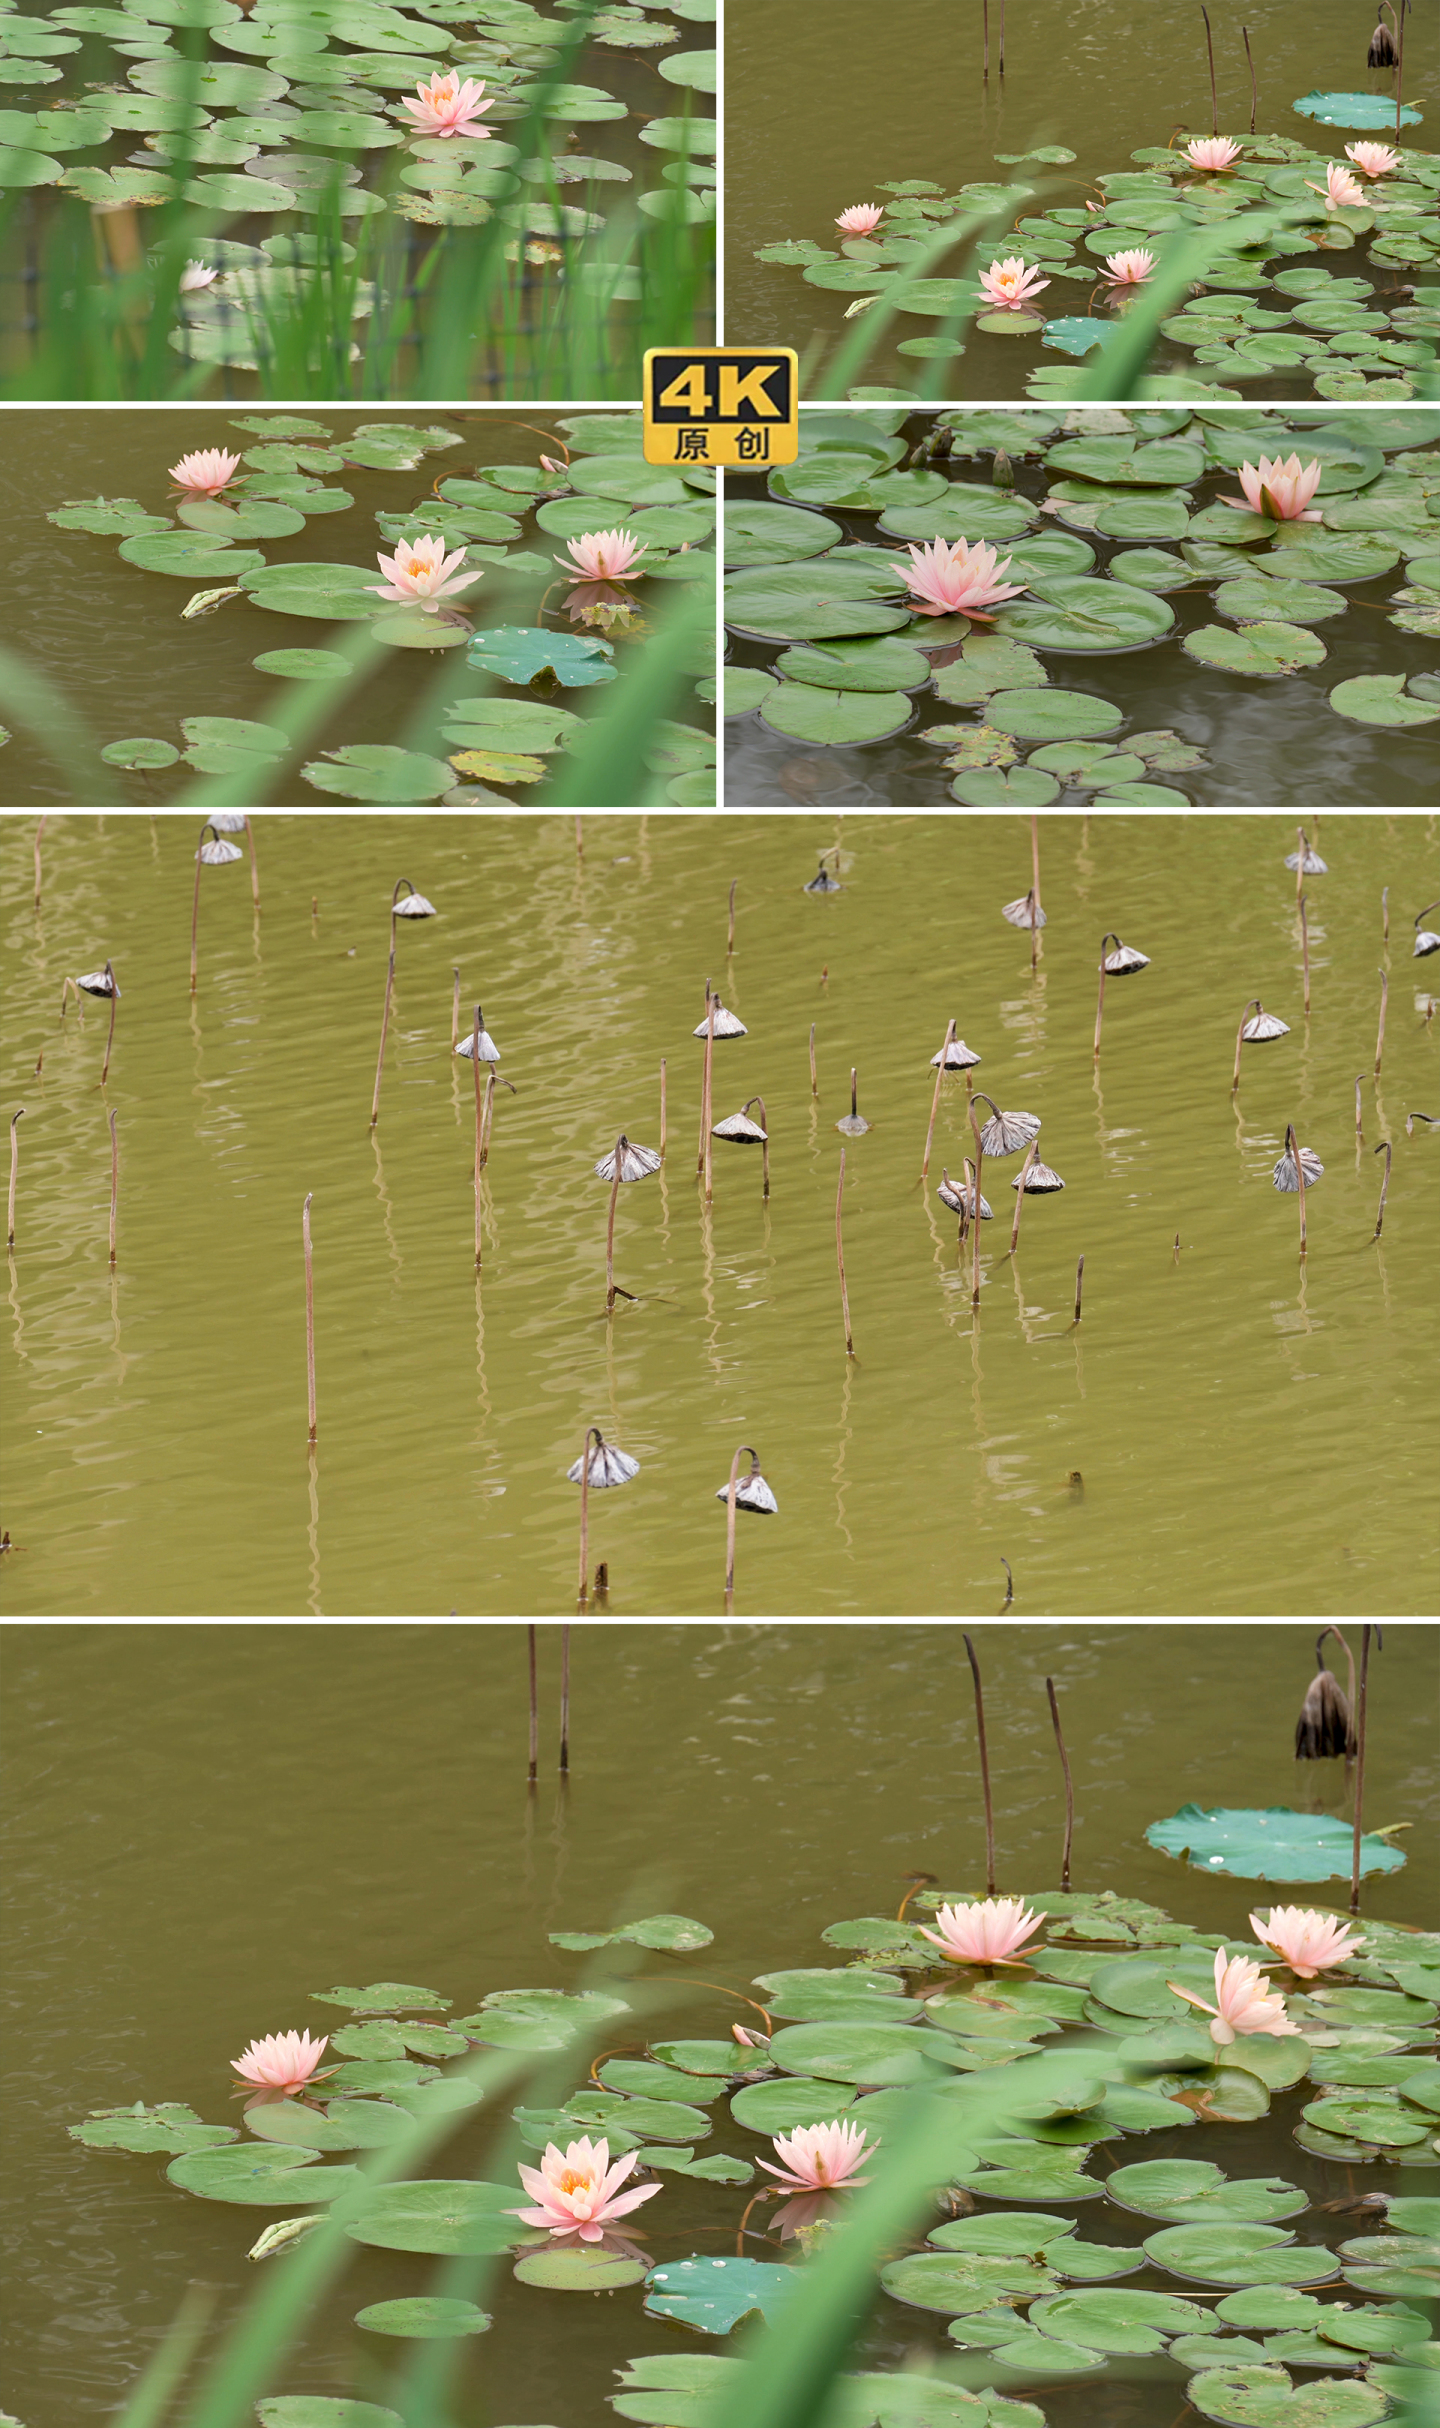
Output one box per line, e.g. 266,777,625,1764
725,0,1437,398
2,1620,1437,2426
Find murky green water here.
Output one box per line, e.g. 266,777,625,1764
725,0,1438,395
2,811,1436,1616
3,1619,1435,2424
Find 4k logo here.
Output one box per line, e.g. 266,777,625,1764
643,349,799,467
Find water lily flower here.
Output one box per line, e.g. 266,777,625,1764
369,534,482,613
1310,160,1366,211
1185,135,1241,171
1222,454,1324,521
539,454,568,476
179,261,220,293
1248,1907,1365,1980
978,255,1050,310
888,536,1028,620
231,2030,330,2093
170,447,242,497
398,70,493,140
511,2137,661,2241
1345,141,1399,178
1168,1949,1302,2046
918,1896,1044,1965
557,527,648,583
836,203,884,236
1101,248,1155,286
759,2119,872,2191
732,2023,767,2048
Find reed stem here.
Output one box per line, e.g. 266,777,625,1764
922,1020,956,1178
102,967,118,1087
727,878,737,957
1029,815,1042,973
1074,1253,1084,1324
7,1108,22,1251
809,1022,818,1097
1232,999,1260,1092
1374,969,1388,1081
1009,1139,1036,1253
968,1099,985,1306
1395,0,1406,141
963,1632,997,1895
189,834,203,995
1381,886,1389,947
451,968,461,1051
836,1149,854,1355
1287,1122,1308,1257
108,1108,118,1267
1349,1624,1372,1914
480,1067,496,1169
473,1008,484,1270
698,988,715,1185
33,816,44,910
1046,1676,1074,1889
1242,22,1256,131
723,1446,744,1605
1372,1140,1392,1241
370,948,395,1127
528,1623,539,1777
559,1624,571,1772
998,0,1005,73
659,1057,667,1157
1201,3,1218,132
1355,1075,1365,1144
605,1156,622,1310
303,1191,316,1442
983,0,988,75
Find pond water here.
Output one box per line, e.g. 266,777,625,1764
722,406,1440,810
3,1620,1435,2427
2,811,1437,1618
725,0,1437,399
0,409,717,808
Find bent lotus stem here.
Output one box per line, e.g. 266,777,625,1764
303,1192,316,1443
480,1068,497,1171
108,1108,118,1267
809,1022,819,1098
1029,815,1042,970
33,816,44,910
244,816,259,911
576,1427,604,1613
659,1058,667,1157
605,1149,623,1310
101,963,118,1087
1372,1140,1392,1241
1299,895,1310,1017
1374,969,1388,1082
1046,1676,1074,1890
1243,22,1256,133
923,1020,956,1179
1009,1138,1037,1253
963,1632,997,1894
528,1622,539,1776
1232,999,1261,1092
59,974,79,1020
727,878,738,958
1201,3,1218,133
559,1623,571,1773
836,1149,854,1356
723,1443,759,1604
7,1108,22,1251
1350,1623,1375,1915
746,1097,770,1199
473,1008,484,1271
1355,1075,1365,1144
1074,1252,1085,1325
370,880,415,1128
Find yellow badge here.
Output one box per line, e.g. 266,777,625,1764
643,349,799,468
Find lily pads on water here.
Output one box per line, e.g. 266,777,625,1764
167,2146,365,2205
70,2101,237,2154
1187,2365,1389,2428
465,627,617,688
1146,1808,1407,1881
549,1913,712,1952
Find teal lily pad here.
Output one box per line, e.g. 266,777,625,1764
645,2254,797,2334
1292,91,1424,129
1145,1808,1407,1881
465,626,617,687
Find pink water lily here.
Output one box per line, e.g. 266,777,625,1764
732,2022,767,2048
558,527,648,583
179,261,220,293
1222,453,1324,521
170,447,241,497
978,255,1050,310
1248,1908,1365,1980
1185,135,1241,171
918,1896,1044,1965
1169,1949,1301,2046
398,70,493,139
510,2137,661,2242
759,2119,871,2191
369,534,483,612
888,535,1029,620
1345,141,1399,178
1102,248,1155,286
231,2030,330,2093
836,203,884,237
1310,160,1366,211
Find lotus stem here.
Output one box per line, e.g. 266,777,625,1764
451,968,461,1051
303,1192,316,1443
836,1149,854,1356
1374,969,1388,1081
1381,886,1389,947
747,1096,770,1199
1046,1676,1074,1890
108,1108,118,1267
101,964,118,1087
575,815,583,861
1074,1253,1084,1325
1299,894,1310,1017
33,816,44,910
1009,1139,1036,1252
809,1022,819,1098
473,1008,484,1270
559,1623,570,1773
59,974,78,1021
982,0,988,76
244,816,259,910
1355,1075,1365,1143
7,1109,22,1251
371,946,395,1127
1029,815,1042,972
1395,0,1406,141
659,1057,667,1157
698,987,716,1188
963,1632,997,1895
1093,933,1120,1060
528,1622,540,1775
1201,4,1218,132
998,0,1005,73
605,1148,622,1311
1232,999,1260,1093
190,821,207,995
723,1445,750,1604
968,1098,986,1306
1293,827,1307,906
1000,1558,1013,1609
727,878,737,957
1242,22,1256,130
922,1020,956,1179
1372,1140,1392,1241
1350,1623,1373,1914
480,1067,496,1170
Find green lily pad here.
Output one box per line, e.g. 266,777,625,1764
729,2078,860,2133
69,2101,237,2154
723,668,777,716
118,532,266,580
1107,2162,1309,2225
761,685,912,744
256,2407,402,2428
310,1982,450,2013
880,492,1035,544
1144,2225,1338,2288
345,2180,531,2255
244,2103,369,2153
99,736,181,769
1187,2364,1389,2427
253,648,353,679
644,2254,797,2334
1329,675,1440,728
769,2020,944,2085
302,745,456,802
1292,90,1424,129
1184,621,1327,674
167,2147,363,2205
882,2251,1058,2316
773,638,932,694
465,626,617,687
995,577,1174,650
354,2298,490,2339
1213,576,1349,625
1146,1808,1408,1882
985,686,1123,740
1257,536,1400,582
316,2103,411,2148
1304,2096,1434,2146
240,562,383,620
49,497,173,536
1028,2287,1218,2353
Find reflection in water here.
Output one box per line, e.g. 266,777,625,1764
370,1129,403,1288
306,1444,321,1616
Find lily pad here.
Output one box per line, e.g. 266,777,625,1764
99,737,181,769
772,638,932,694
167,2147,363,2206
882,2250,1058,2316
241,562,385,620
69,2102,237,2154
302,746,456,802
345,2180,532,2255
311,1982,450,2013
1028,2287,1218,2352
723,667,778,716
1183,621,1327,674
253,648,353,679
729,2078,860,2133
760,685,913,746
1143,2225,1338,2288
1292,91,1424,130
465,626,617,687
1145,1808,1407,1882
1329,675,1440,728
1186,2364,1389,2427
986,687,1123,740
354,2298,490,2339
1106,2161,1309,2225
644,2254,798,2334
995,578,1175,650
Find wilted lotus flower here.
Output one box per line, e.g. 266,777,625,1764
1224,454,1324,521
931,1035,982,1070
170,447,242,497
978,255,1050,310
1185,135,1241,171
1102,938,1150,977
1411,901,1439,959
558,528,648,584
370,535,482,614
1240,1002,1290,1044
1345,140,1399,178
1102,248,1156,286
595,1135,662,1183
1310,160,1367,210
1249,1907,1365,1979
1295,1630,1356,1759
197,830,243,867
398,70,493,139
1001,889,1047,932
454,1007,500,1061
715,1449,778,1514
76,965,120,999
712,1107,767,1144
1272,1133,1324,1192
393,883,437,918
693,997,747,1038
972,1092,1041,1157
939,1166,992,1220
511,2137,660,2241
1012,1155,1064,1194
759,2119,871,2191
1284,838,1327,875
918,1897,1044,1966
179,260,220,293
836,1068,870,1136
208,812,247,834
805,852,843,893
835,203,884,237
231,2030,330,2093
888,536,1028,620
1169,1949,1300,2045
567,1431,640,1488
